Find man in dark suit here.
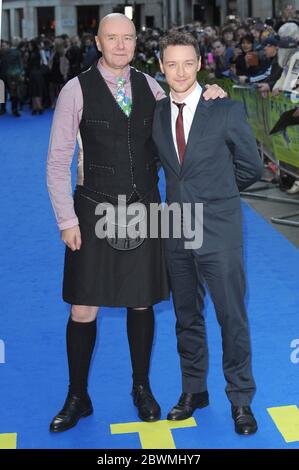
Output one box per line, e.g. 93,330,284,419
152,31,263,435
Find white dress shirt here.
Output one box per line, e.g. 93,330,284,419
170,82,202,162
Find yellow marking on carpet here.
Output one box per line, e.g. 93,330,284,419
110,418,197,449
268,405,299,443
0,433,17,449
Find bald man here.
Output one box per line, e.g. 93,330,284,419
47,13,226,432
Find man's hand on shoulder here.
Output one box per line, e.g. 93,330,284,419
203,84,227,100
61,225,82,251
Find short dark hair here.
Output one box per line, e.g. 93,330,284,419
159,31,200,62
212,37,227,47
241,33,254,44
222,26,234,34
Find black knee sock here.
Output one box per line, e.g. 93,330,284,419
127,307,154,386
66,317,97,396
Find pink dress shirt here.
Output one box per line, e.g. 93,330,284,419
47,58,166,230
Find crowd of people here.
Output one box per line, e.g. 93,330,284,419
1,4,299,192
134,5,299,100
0,33,101,116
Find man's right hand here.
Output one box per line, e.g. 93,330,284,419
61,225,82,251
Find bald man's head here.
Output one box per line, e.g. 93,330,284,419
95,13,137,75
97,13,136,38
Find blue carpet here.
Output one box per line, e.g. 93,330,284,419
0,106,299,449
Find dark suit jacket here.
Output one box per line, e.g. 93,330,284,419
152,92,263,255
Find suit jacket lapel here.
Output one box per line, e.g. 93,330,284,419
181,93,213,172
159,91,214,175
160,97,181,176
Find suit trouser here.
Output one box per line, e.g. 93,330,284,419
166,244,256,406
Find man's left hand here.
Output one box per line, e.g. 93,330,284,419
203,84,227,100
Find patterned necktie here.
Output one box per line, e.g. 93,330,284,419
116,77,132,117
173,102,186,165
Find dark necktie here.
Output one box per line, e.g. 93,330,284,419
173,102,186,165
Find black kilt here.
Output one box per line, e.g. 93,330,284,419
63,186,170,307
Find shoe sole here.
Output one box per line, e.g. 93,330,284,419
167,400,209,421
49,408,93,433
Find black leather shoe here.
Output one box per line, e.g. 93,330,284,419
167,391,209,421
232,406,258,435
49,392,93,433
132,384,161,422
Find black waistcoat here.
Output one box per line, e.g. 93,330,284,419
77,65,158,203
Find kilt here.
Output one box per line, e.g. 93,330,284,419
63,185,170,307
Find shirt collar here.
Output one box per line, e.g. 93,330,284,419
97,58,131,85
170,82,202,114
